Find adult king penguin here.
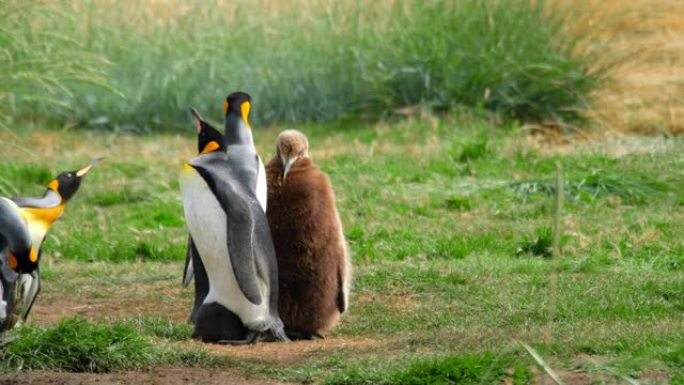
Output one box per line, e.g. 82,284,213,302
181,92,267,302
179,102,288,344
266,130,352,339
0,158,101,333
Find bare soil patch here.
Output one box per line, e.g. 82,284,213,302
0,368,290,385
199,336,378,366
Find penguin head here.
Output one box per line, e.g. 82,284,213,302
47,158,103,202
275,129,309,181
190,107,225,154
223,92,252,127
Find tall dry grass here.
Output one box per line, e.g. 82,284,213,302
555,0,684,134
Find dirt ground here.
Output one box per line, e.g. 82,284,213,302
0,368,290,385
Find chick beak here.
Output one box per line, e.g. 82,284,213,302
76,157,104,177
282,156,297,182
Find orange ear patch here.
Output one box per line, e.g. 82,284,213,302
241,101,251,125
8,252,18,269
201,141,220,154
223,101,229,115
48,180,59,191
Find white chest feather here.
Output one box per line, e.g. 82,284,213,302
25,221,48,250
179,166,269,327
256,157,267,212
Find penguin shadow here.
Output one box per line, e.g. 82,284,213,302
192,303,248,344
192,304,323,345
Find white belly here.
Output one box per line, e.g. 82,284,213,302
179,166,269,328
0,283,5,320
256,157,267,212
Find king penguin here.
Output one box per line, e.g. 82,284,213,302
265,130,352,339
179,103,288,344
0,158,101,333
181,92,267,305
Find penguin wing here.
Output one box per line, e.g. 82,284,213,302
221,182,263,305
195,161,263,306
20,270,40,321
188,238,210,323
0,198,32,254
181,237,194,287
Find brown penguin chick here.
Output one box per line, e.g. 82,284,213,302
265,129,352,340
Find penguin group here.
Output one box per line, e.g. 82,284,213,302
0,90,351,346
1,159,101,333
180,92,352,344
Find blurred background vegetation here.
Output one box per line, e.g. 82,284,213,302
0,0,635,132
3,0,682,134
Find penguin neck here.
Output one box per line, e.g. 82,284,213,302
224,115,255,148
12,189,63,209
17,189,65,226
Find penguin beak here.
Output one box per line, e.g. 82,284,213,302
282,156,297,181
190,106,204,134
76,157,104,177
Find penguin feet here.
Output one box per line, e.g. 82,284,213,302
193,302,248,343
217,330,259,346
285,330,324,341
270,326,291,343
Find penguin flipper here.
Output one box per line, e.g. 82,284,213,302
20,270,40,321
189,238,210,324
191,159,263,306
0,248,15,331
0,198,32,256
336,263,347,314
181,237,194,287
223,188,263,306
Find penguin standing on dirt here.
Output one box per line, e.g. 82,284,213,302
179,101,288,344
266,130,352,339
0,159,101,333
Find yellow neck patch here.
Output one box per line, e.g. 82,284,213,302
241,101,251,126
201,141,220,154
21,204,65,228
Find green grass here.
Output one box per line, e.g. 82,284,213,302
324,353,531,385
0,163,53,197
1,120,683,382
0,317,219,372
1,0,600,132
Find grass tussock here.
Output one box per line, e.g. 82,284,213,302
553,0,684,134
1,0,598,132
0,1,113,129
510,169,669,205
0,317,151,372
0,317,219,372
324,353,531,385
